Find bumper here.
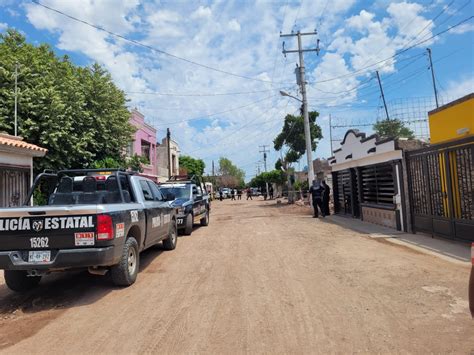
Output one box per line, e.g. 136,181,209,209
176,215,186,229
0,246,118,271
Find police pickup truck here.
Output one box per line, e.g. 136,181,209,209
0,169,177,292
158,175,210,235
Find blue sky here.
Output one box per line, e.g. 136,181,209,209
1,0,473,179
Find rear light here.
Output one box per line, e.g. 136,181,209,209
95,175,107,181
97,214,114,240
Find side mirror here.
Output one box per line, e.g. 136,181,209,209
165,192,176,201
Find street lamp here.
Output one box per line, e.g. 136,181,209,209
279,90,315,189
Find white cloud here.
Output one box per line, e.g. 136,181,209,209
191,6,212,20
448,23,474,35
445,77,474,101
0,22,8,31
228,19,241,32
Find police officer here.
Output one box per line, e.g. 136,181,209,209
322,180,331,216
309,180,325,218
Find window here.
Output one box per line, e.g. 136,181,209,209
360,163,395,206
148,182,164,201
139,180,154,201
141,140,151,163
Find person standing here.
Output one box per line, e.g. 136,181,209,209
309,180,325,218
231,188,236,200
219,188,223,201
322,180,331,216
269,185,274,200
237,189,242,200
246,188,253,200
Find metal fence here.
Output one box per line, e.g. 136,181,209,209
406,136,474,241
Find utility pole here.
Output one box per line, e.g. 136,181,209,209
281,30,320,187
427,48,439,108
212,160,215,177
259,145,270,199
376,70,390,121
14,63,18,136
329,114,333,155
167,128,171,178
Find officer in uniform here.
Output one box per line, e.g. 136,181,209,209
309,180,325,218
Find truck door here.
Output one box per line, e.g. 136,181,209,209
138,180,161,246
192,185,204,223
148,181,170,238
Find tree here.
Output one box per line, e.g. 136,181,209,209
0,29,134,173
179,155,205,176
273,111,322,168
373,119,415,139
249,170,285,188
218,157,245,186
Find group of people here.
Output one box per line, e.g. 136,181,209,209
309,180,331,218
217,186,274,201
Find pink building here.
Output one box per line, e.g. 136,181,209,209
128,109,158,181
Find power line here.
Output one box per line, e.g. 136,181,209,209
31,0,289,85
307,15,474,85
152,95,276,126
125,88,287,97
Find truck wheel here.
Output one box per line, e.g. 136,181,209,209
4,270,41,292
111,237,139,287
184,213,193,236
163,222,177,250
200,210,209,226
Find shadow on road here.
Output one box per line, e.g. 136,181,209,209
0,243,167,316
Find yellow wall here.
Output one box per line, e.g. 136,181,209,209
429,96,474,144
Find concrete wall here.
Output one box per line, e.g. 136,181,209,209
362,206,398,229
429,93,473,144
156,137,180,181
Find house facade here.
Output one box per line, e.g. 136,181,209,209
128,109,158,181
156,137,180,182
328,130,423,232
0,133,47,207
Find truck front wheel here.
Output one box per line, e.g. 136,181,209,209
4,270,41,292
162,222,178,250
184,213,193,236
111,237,139,287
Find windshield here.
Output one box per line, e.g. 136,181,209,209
160,186,190,199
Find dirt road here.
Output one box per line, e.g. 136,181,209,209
0,199,472,353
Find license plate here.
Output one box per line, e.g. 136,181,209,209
28,250,51,263
177,218,184,225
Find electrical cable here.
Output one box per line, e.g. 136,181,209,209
31,0,291,85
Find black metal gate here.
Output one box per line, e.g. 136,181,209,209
333,168,360,218
407,136,474,241
0,167,30,207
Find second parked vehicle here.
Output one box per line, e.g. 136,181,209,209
158,175,210,235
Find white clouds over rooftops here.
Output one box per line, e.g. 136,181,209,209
7,0,473,176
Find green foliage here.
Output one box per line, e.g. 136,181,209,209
91,154,148,173
273,111,322,166
373,119,415,139
179,155,205,176
293,179,309,191
0,30,134,174
249,170,285,188
218,157,245,186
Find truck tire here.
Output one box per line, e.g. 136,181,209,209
111,237,139,287
4,270,41,292
184,213,193,236
200,209,209,226
162,222,178,250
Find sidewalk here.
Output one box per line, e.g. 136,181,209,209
325,214,471,265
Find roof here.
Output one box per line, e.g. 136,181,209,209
0,133,47,157
428,92,474,116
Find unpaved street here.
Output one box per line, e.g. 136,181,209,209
0,199,472,353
